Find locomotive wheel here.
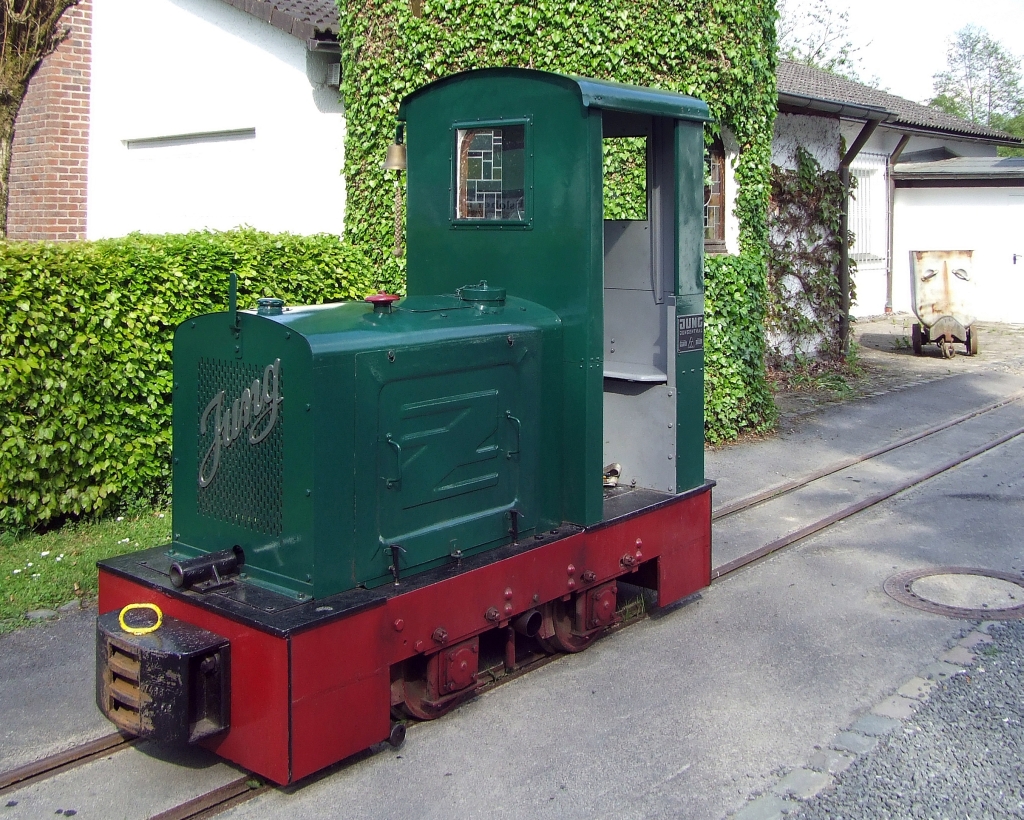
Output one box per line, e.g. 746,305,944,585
536,598,597,654
911,323,922,356
967,327,978,356
399,677,475,720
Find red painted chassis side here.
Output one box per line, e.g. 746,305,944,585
98,488,711,784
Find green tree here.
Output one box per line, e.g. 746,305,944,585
991,112,1024,157
930,25,1022,126
776,0,867,82
0,0,79,236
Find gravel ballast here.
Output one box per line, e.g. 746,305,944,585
794,621,1024,820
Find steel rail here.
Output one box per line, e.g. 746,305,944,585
712,424,1024,579
712,390,1024,522
149,777,270,820
0,732,136,795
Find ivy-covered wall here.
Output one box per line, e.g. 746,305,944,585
766,147,852,364
336,0,778,442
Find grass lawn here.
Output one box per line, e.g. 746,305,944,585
0,507,171,633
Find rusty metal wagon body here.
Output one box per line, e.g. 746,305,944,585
910,250,978,358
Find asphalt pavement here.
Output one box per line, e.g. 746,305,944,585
2,316,1023,820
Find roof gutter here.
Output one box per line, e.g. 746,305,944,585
777,92,896,123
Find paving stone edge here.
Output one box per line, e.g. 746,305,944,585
726,623,997,820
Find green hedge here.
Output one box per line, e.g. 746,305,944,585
0,229,374,530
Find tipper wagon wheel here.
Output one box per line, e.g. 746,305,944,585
911,324,922,356
967,327,979,356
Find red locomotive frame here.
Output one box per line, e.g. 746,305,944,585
99,487,710,785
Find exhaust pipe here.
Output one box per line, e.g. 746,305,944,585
170,546,244,589
512,609,542,638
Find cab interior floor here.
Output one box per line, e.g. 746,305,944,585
601,486,674,520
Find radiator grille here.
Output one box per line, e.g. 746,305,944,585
196,358,284,535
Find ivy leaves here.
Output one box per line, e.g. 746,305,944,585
767,147,851,363
337,0,778,441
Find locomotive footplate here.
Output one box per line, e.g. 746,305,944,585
97,481,713,784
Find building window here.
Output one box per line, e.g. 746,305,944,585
704,139,726,254
850,153,888,262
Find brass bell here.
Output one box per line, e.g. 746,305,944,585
382,123,407,171
382,142,407,171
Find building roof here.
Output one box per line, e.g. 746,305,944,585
893,156,1024,181
219,0,338,45
778,60,1023,146
207,7,1023,149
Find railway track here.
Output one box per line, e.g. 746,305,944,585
0,734,268,819
712,389,1024,523
0,733,136,796
710,391,1024,579
148,777,270,820
3,391,1023,818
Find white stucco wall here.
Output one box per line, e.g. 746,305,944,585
720,128,741,255
772,113,841,172
88,0,346,238
892,185,1024,324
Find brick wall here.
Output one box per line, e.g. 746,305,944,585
7,0,92,240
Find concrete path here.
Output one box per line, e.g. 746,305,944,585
1,319,1022,820
0,606,110,771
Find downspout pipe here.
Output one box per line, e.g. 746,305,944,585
839,116,883,355
884,134,912,314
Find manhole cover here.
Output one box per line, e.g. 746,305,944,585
884,567,1024,620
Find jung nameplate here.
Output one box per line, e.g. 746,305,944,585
676,314,704,353
198,359,282,488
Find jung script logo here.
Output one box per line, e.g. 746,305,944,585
198,359,282,488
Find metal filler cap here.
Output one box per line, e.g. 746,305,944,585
458,280,507,304
257,297,284,316
365,292,401,314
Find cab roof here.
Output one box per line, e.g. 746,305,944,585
397,67,712,123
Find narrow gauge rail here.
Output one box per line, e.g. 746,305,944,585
712,389,1024,523
5,397,1022,817
712,397,1024,579
0,733,135,796
148,777,270,820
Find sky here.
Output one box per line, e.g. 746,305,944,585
794,0,1024,103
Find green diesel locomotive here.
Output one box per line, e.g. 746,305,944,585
96,68,714,785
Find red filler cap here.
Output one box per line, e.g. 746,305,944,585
365,292,401,314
